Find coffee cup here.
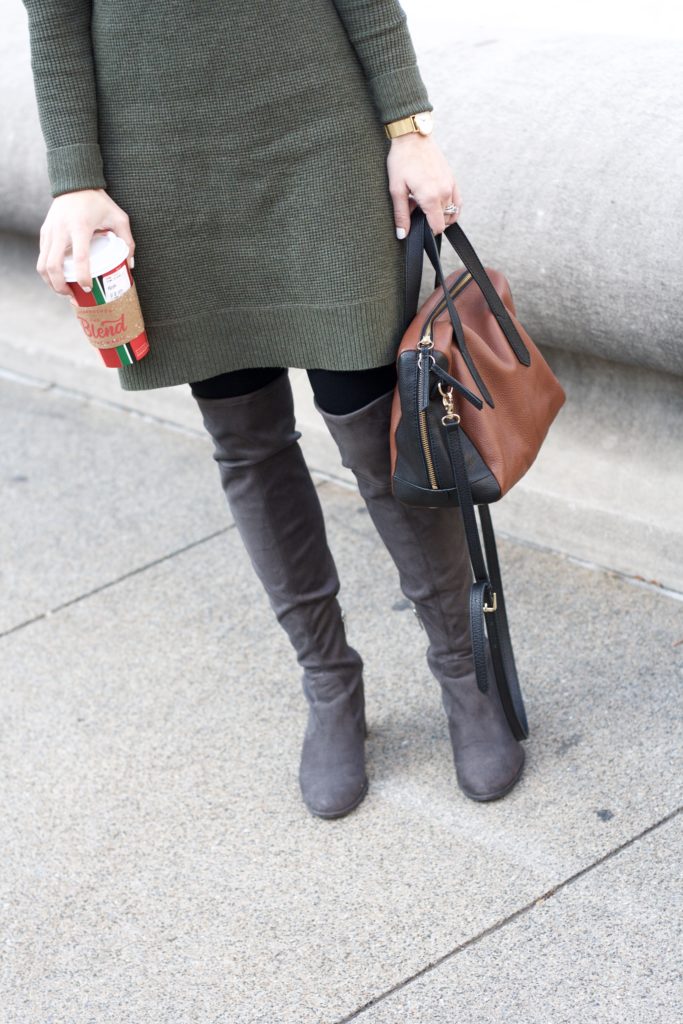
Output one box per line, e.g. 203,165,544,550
63,230,150,368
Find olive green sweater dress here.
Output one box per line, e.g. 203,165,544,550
22,1,433,391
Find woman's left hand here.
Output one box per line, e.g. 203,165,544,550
386,133,462,240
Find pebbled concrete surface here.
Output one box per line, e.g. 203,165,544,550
0,376,227,634
1,372,681,1023
354,813,683,1024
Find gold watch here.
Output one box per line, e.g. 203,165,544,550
384,111,433,139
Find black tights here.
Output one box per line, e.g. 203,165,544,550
189,362,397,416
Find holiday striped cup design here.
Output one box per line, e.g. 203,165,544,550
63,231,150,368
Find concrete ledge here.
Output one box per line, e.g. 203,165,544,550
489,346,683,593
417,31,683,377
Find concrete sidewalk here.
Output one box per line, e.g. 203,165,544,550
1,254,682,1022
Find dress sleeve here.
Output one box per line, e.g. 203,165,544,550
331,0,433,124
21,0,107,197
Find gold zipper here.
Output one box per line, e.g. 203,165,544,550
419,406,439,489
422,271,473,342
416,337,439,489
416,271,474,489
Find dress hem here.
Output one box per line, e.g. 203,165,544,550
117,287,407,391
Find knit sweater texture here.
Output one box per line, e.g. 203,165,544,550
22,1,433,390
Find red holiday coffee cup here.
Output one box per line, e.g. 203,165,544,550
63,231,150,368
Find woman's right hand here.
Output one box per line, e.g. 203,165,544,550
37,188,136,306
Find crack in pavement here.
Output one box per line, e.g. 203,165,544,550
0,363,208,439
0,526,233,641
329,804,683,1023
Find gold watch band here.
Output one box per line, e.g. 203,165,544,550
384,111,433,139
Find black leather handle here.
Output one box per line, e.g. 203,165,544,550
422,221,494,407
403,208,531,368
403,207,441,327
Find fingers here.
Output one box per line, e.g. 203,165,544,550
422,192,447,237
398,185,463,238
107,210,136,269
386,139,463,240
35,192,138,312
390,181,412,240
444,186,463,229
44,230,73,298
71,227,95,292
393,184,453,239
36,223,51,290
420,185,463,236
37,220,91,304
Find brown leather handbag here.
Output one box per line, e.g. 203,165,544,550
391,208,566,739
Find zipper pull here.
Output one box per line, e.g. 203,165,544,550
417,336,433,411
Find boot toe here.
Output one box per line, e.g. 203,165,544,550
300,770,369,818
455,739,525,801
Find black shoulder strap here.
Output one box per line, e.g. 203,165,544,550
443,417,529,740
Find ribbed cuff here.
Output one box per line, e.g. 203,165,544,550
368,65,433,125
47,143,107,197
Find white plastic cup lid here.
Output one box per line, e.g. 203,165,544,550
62,230,130,282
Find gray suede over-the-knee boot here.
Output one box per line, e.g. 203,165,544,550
317,388,525,802
193,371,368,818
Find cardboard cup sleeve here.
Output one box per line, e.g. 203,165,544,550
73,280,146,350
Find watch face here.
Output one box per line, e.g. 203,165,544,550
414,112,433,135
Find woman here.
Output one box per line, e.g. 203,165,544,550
22,0,525,818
